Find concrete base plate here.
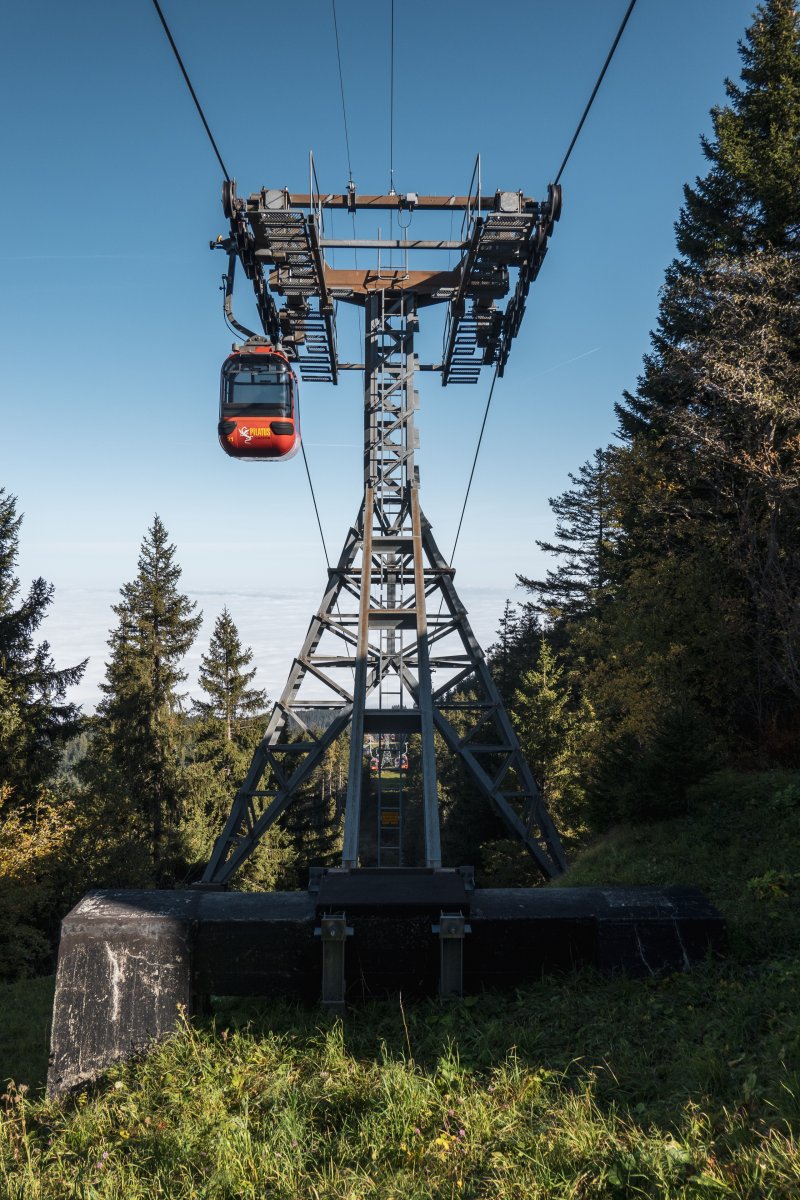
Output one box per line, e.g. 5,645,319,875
47,877,724,1095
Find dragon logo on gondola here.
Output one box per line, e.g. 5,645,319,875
239,426,253,444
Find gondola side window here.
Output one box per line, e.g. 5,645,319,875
222,356,293,418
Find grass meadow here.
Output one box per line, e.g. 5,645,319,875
2,770,799,1197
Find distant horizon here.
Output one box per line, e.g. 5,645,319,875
42,581,520,714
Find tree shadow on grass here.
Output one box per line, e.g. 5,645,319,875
0,975,55,1092
211,951,800,1144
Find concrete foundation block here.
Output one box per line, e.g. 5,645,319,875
47,891,199,1096
47,880,725,1096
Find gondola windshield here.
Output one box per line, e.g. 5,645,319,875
221,355,292,417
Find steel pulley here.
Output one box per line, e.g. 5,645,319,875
547,182,563,229
222,178,239,220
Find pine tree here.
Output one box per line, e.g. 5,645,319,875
194,608,267,741
90,516,202,874
521,1,800,809
512,641,593,837
621,0,800,444
186,607,305,889
610,1,800,753
488,601,543,703
675,0,800,267
640,255,798,730
518,448,616,622
0,489,85,803
488,600,520,704
187,609,267,852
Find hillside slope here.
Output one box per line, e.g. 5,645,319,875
2,771,799,1198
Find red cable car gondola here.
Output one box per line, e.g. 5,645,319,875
218,341,300,461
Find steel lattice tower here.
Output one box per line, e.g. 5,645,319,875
202,173,567,886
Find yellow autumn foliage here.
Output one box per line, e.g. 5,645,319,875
0,784,79,979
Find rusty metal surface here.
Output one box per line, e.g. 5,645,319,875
317,266,460,297
213,175,561,375
246,192,536,212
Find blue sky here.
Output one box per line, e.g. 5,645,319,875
0,0,757,707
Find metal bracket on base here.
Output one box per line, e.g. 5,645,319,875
315,912,353,1007
433,911,471,998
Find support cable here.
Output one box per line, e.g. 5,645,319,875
443,2,637,573
553,0,638,186
151,2,347,673
149,0,231,182
329,0,362,344
431,362,499,673
450,363,499,564
304,432,353,672
331,0,354,183
388,0,396,265
150,0,332,586
389,0,396,195
301,442,331,570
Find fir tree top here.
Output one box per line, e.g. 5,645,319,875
676,0,800,265
194,606,267,737
619,0,800,442
101,515,202,714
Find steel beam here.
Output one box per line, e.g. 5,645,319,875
245,192,536,212
316,239,469,251
411,483,441,868
342,488,373,868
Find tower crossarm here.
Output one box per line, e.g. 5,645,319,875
442,184,562,384
214,176,561,382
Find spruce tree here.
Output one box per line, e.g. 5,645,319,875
621,0,800,444
525,2,800,795
488,600,543,702
0,489,85,803
518,448,616,622
186,608,301,889
675,0,800,267
91,516,202,873
194,608,267,742
188,608,267,844
512,641,593,837
610,1,800,753
488,600,520,704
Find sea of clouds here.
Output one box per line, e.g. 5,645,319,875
46,584,518,713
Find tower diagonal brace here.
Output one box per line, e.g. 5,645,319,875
201,520,364,886
422,517,567,876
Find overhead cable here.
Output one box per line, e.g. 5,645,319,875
330,1,363,350
389,0,396,194
553,0,638,186
150,0,331,573
331,0,354,182
301,443,332,569
150,0,231,182
446,2,638,559
450,363,500,564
